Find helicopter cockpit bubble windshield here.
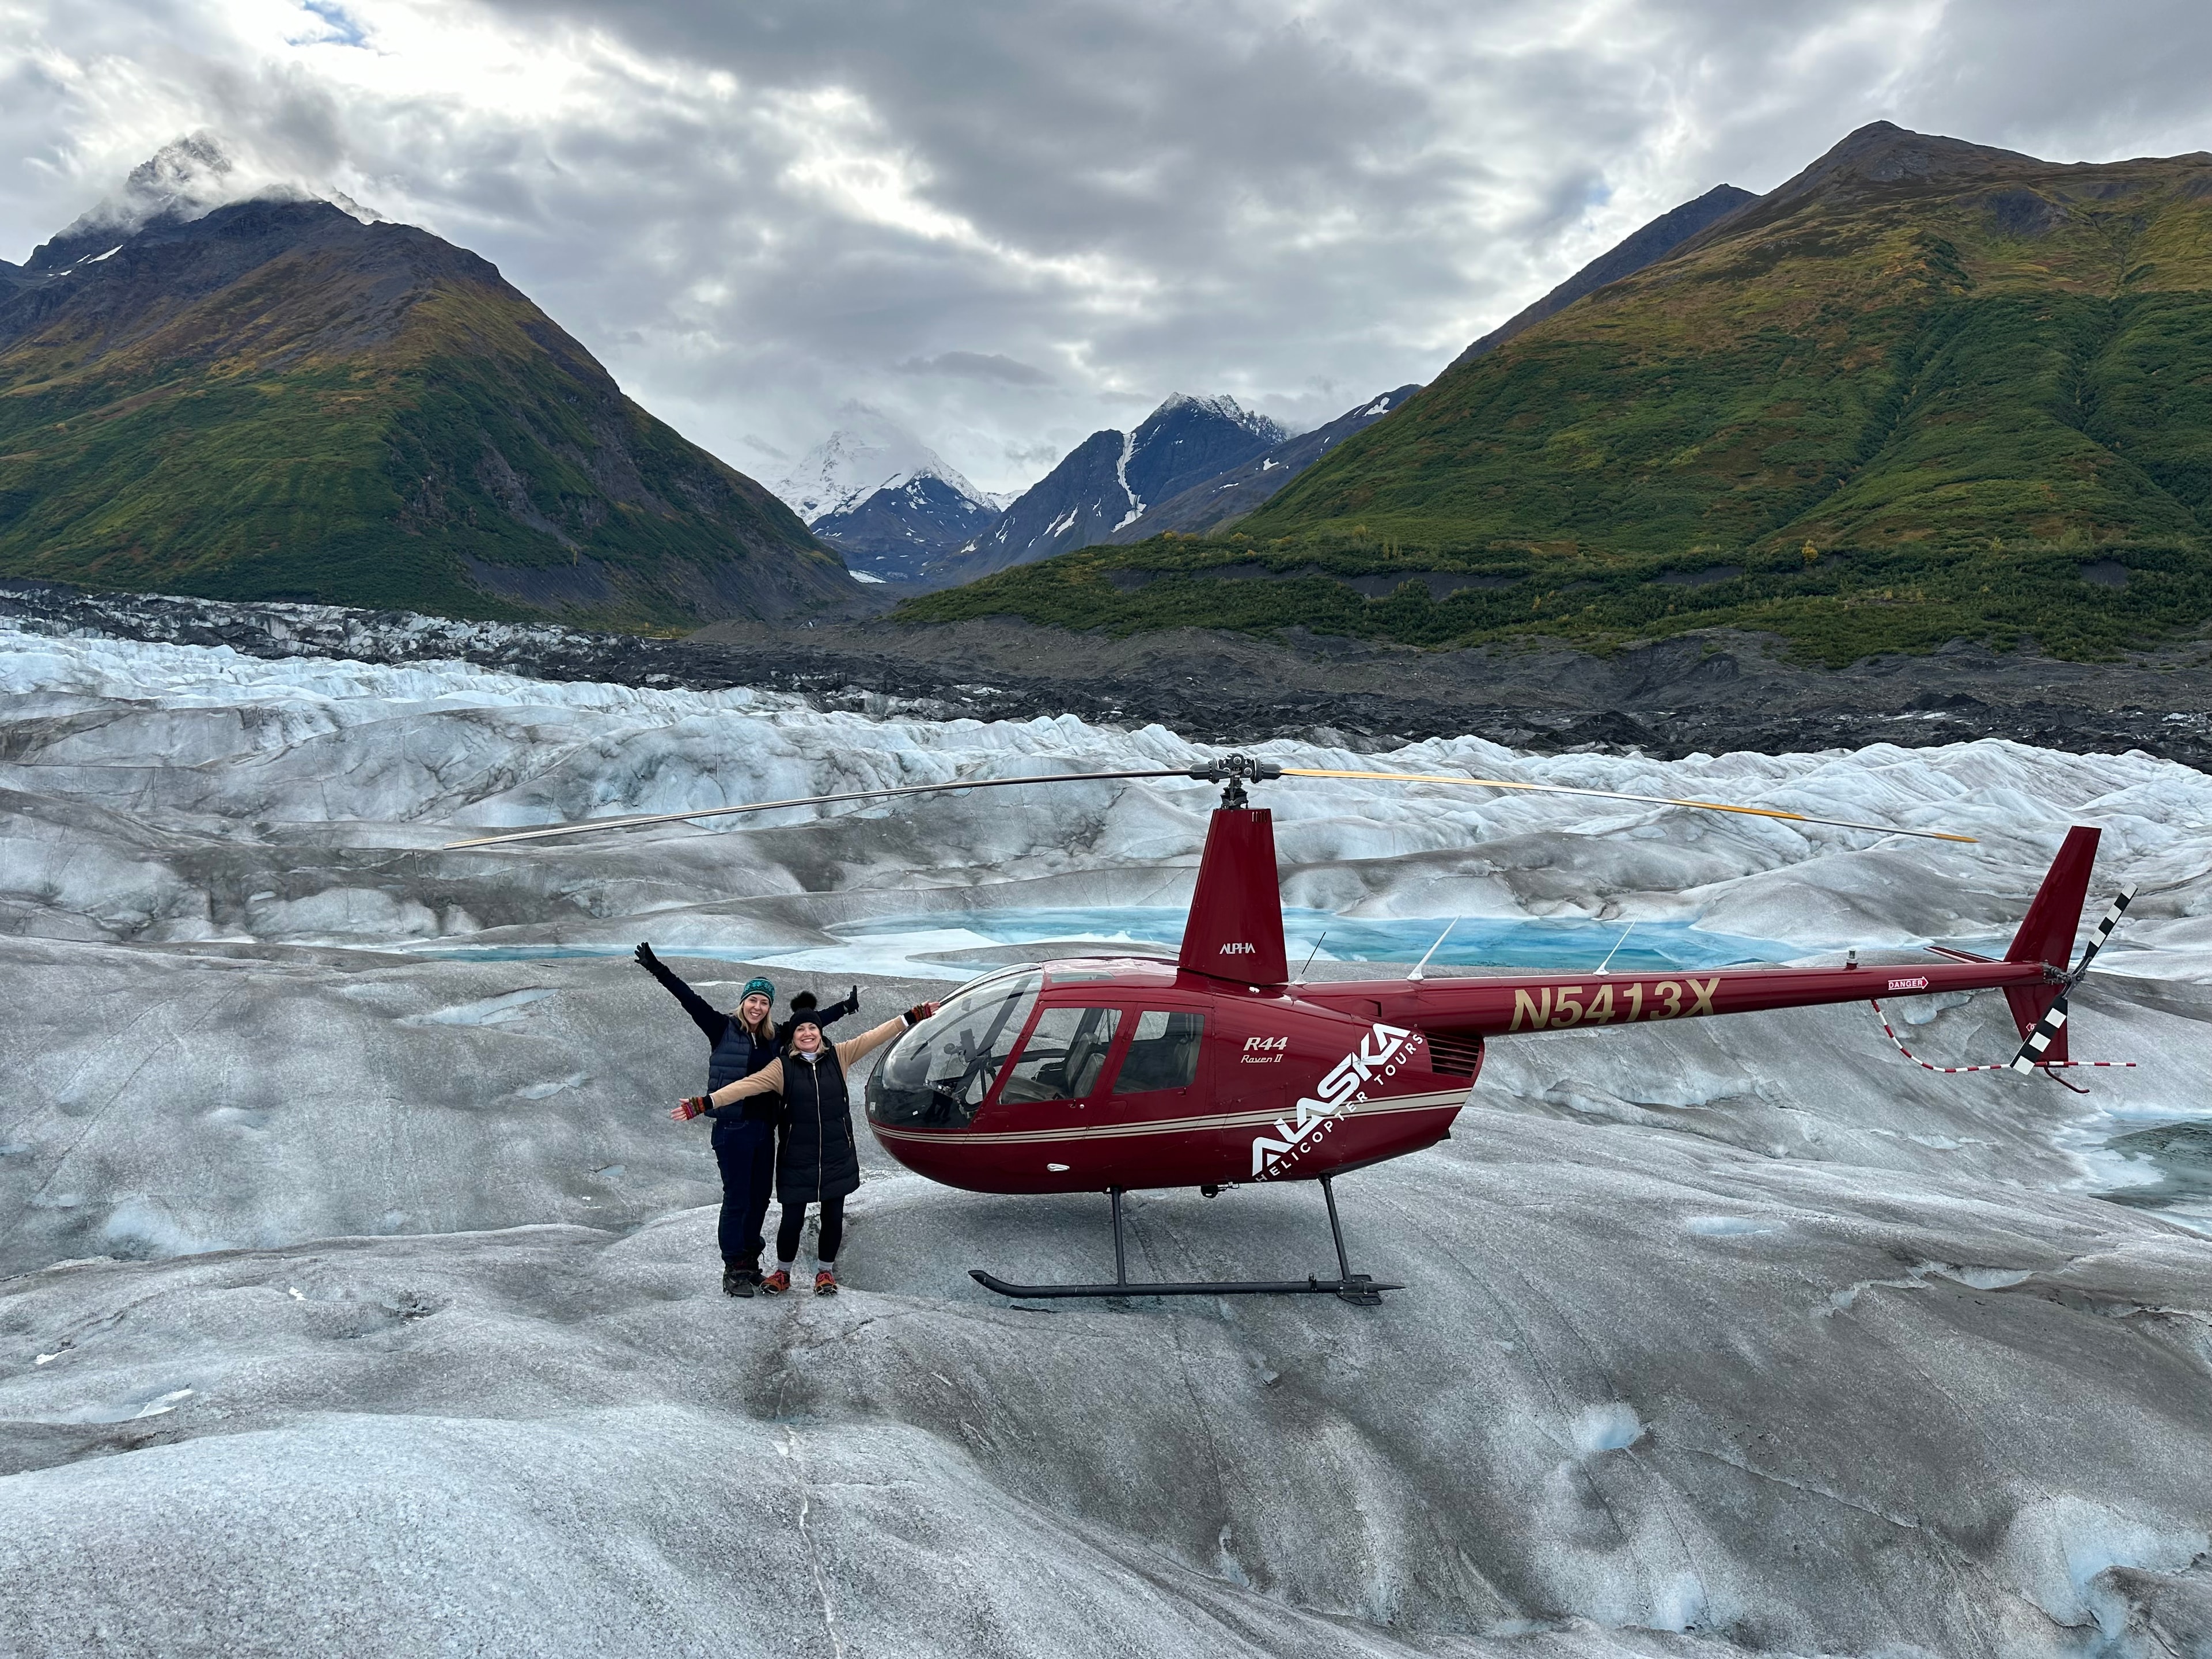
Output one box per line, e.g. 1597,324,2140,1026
866,970,1044,1130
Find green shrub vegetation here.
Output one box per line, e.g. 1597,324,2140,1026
899,533,2203,668
907,143,2212,663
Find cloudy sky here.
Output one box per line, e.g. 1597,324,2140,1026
3,1,2207,495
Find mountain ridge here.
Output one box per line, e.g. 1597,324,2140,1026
0,169,851,629
1104,384,1423,541
925,392,1286,586
902,122,2212,664
1449,182,1756,368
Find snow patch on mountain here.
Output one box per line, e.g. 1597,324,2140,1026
1114,429,1143,528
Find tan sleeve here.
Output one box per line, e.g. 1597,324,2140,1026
833,1016,911,1070
709,1063,785,1109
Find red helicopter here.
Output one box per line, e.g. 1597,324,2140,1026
450,754,2132,1304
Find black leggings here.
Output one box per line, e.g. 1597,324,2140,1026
776,1194,845,1264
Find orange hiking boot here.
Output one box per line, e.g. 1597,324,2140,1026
760,1268,792,1296
814,1268,839,1297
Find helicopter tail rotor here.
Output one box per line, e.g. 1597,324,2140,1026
2008,880,2137,1074
1997,827,2104,1066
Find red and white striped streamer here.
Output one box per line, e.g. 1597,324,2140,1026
1869,999,2135,1075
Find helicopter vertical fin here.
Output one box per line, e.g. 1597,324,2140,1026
1998,825,2100,1064
1179,808,1289,985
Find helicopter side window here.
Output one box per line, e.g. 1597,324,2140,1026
999,1006,1123,1104
1111,1010,1204,1093
865,972,1043,1128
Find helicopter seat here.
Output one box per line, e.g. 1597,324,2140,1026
1111,1010,1204,1093
999,1006,1124,1105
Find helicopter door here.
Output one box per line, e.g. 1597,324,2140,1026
1093,1007,1206,1127
997,1006,1126,1112
1107,1009,1204,1095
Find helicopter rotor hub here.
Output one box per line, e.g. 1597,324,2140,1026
1187,752,1283,810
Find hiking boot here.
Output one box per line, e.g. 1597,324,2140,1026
760,1268,792,1296
722,1263,759,1298
813,1268,839,1297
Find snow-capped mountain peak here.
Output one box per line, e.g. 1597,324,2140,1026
40,135,380,262
923,391,1291,586
772,412,987,527
775,410,1003,581
1146,392,1286,445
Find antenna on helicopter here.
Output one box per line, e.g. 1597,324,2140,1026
1294,930,1328,986
1406,918,1458,982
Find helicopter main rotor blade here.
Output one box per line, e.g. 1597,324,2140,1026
445,749,1977,850
442,767,1195,849
1279,767,1978,843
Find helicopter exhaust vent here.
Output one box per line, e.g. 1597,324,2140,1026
1422,1029,1485,1079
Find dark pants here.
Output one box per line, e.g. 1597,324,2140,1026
711,1118,777,1266
776,1194,846,1264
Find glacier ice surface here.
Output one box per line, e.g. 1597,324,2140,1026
2,623,2210,1655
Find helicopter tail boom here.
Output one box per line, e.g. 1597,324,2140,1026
1302,828,2115,1062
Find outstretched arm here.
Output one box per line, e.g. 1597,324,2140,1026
673,1060,785,1122
831,1005,938,1070
635,943,726,1041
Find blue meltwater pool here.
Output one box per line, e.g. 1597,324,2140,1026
756,906,1790,978
397,906,1793,980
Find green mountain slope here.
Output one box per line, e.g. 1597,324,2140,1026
0,196,851,628
907,124,2212,662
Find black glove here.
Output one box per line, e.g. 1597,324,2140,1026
846,986,860,1014
634,942,677,983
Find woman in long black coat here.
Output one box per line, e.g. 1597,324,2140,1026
674,1001,934,1296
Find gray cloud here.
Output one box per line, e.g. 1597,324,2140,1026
896,351,1054,386
5,1,2212,493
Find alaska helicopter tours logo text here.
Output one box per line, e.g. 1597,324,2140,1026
1250,1023,1419,1178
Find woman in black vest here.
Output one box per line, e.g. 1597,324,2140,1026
675,1000,935,1296
634,944,855,1296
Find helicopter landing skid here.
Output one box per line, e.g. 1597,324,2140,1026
971,1177,1401,1305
